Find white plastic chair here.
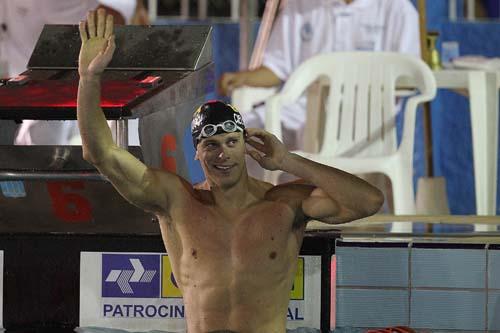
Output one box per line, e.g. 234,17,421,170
231,86,277,115
264,52,437,232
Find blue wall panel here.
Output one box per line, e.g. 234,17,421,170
410,290,486,330
489,249,500,289
488,291,500,330
411,248,486,288
336,289,409,328
336,247,408,287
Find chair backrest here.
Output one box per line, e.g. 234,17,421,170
276,52,436,157
231,86,278,114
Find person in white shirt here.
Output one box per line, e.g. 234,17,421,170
219,0,421,150
0,0,141,145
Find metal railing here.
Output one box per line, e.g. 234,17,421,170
147,0,247,22
449,0,489,21
0,171,107,181
146,0,261,70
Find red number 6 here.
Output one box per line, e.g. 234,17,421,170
47,181,92,222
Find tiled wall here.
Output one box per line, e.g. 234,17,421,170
335,242,500,331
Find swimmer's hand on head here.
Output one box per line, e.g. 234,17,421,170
245,128,384,224
245,128,288,171
78,9,116,79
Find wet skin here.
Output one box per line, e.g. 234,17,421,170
159,182,307,333
76,10,383,332
158,132,311,333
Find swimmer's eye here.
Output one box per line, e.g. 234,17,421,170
227,138,238,146
203,141,218,149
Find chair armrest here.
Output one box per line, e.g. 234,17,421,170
231,86,278,114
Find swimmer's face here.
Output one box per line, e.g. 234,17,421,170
196,131,247,188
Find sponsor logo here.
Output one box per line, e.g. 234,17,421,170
98,253,308,321
102,254,159,298
290,257,305,300
191,113,203,130
103,303,185,319
102,254,305,299
162,255,182,298
233,113,244,126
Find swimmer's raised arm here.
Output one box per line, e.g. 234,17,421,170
245,128,384,224
77,9,185,214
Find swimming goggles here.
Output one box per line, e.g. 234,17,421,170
196,120,244,141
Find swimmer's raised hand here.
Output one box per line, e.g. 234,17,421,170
78,8,115,78
245,128,289,171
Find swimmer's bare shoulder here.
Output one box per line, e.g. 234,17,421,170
264,179,315,227
265,179,315,199
190,177,307,209
139,169,203,217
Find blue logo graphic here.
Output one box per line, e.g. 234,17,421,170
0,181,26,198
102,254,160,298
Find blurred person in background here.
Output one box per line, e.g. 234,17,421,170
219,0,420,213
219,0,421,151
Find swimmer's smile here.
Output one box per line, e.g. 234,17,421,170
212,163,236,173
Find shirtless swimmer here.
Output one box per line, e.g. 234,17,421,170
76,9,384,333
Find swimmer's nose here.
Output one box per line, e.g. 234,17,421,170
217,148,228,160
217,145,233,161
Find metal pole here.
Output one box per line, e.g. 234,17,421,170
418,0,429,64
198,0,207,20
249,0,258,18
467,0,475,20
449,0,457,21
249,0,280,69
418,0,434,178
247,0,259,67
231,0,239,22
0,171,108,181
181,0,189,20
239,0,250,70
148,0,157,23
116,119,129,150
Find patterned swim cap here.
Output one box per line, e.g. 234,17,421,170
191,100,245,147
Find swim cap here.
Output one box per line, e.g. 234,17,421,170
191,100,245,147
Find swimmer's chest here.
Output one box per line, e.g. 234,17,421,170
173,200,301,268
